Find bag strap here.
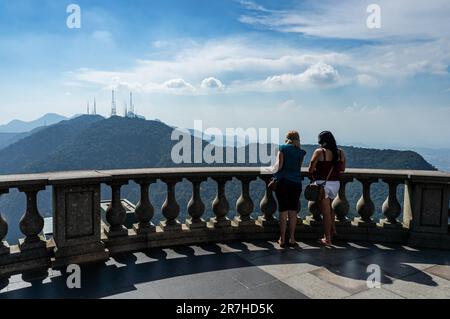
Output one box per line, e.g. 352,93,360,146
323,148,334,182
325,165,334,182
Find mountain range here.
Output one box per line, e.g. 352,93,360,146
0,113,67,133
0,115,437,242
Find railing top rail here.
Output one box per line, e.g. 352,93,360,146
0,167,448,188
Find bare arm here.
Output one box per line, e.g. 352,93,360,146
308,149,322,176
276,150,284,173
340,149,346,172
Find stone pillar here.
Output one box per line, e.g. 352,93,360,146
234,177,256,226
105,181,129,237
186,177,207,229
257,176,278,226
133,179,156,234
379,179,402,228
160,178,182,231
210,177,232,228
404,177,450,249
0,189,9,256
53,183,108,267
332,177,352,225
18,185,47,252
353,178,377,227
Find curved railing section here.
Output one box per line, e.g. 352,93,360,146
0,167,449,276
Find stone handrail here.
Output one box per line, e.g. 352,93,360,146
0,167,449,277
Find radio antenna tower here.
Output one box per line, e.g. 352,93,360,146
111,90,117,117
129,92,135,118
123,101,128,117
87,101,90,115
93,98,97,115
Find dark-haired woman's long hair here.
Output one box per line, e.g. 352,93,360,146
318,131,339,165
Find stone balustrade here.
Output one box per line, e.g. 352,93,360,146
0,167,449,277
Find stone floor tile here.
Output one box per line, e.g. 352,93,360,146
223,280,308,299
281,272,352,299
383,272,450,299
257,263,322,280
346,288,405,299
424,265,450,281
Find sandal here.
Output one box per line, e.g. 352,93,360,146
288,240,297,247
319,238,332,247
277,239,287,248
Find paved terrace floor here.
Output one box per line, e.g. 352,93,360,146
0,240,449,299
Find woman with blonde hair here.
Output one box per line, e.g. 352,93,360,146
272,131,306,247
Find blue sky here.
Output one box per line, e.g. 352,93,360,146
0,0,450,148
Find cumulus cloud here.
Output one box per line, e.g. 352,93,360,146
201,77,225,90
262,62,340,90
66,36,450,95
163,78,194,90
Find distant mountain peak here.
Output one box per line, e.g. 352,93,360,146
0,113,69,133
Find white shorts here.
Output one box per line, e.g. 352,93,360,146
314,181,340,199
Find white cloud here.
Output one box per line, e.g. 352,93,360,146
66,36,449,95
238,0,450,41
235,0,275,13
279,99,302,110
262,62,340,90
356,74,380,88
344,103,384,115
163,78,194,90
201,77,225,90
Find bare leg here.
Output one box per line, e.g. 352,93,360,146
330,202,337,239
279,211,288,246
320,198,332,245
288,211,297,244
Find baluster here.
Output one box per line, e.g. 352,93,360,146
353,178,377,226
235,177,256,226
105,181,129,237
0,189,9,255
133,179,156,234
258,176,278,226
210,177,232,228
18,185,46,251
160,178,182,231
186,177,207,229
305,201,322,226
332,177,352,224
379,179,402,228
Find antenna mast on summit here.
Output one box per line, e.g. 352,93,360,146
129,92,135,117
111,90,117,116
93,98,97,115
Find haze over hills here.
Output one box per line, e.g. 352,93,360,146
0,113,68,133
0,115,437,242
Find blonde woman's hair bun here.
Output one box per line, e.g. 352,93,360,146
285,131,300,144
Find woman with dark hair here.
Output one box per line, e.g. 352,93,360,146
308,131,346,246
272,131,306,248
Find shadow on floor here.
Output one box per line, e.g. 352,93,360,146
0,240,448,299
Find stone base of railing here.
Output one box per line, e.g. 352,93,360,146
408,231,450,250
52,242,109,268
0,244,52,278
0,220,422,278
